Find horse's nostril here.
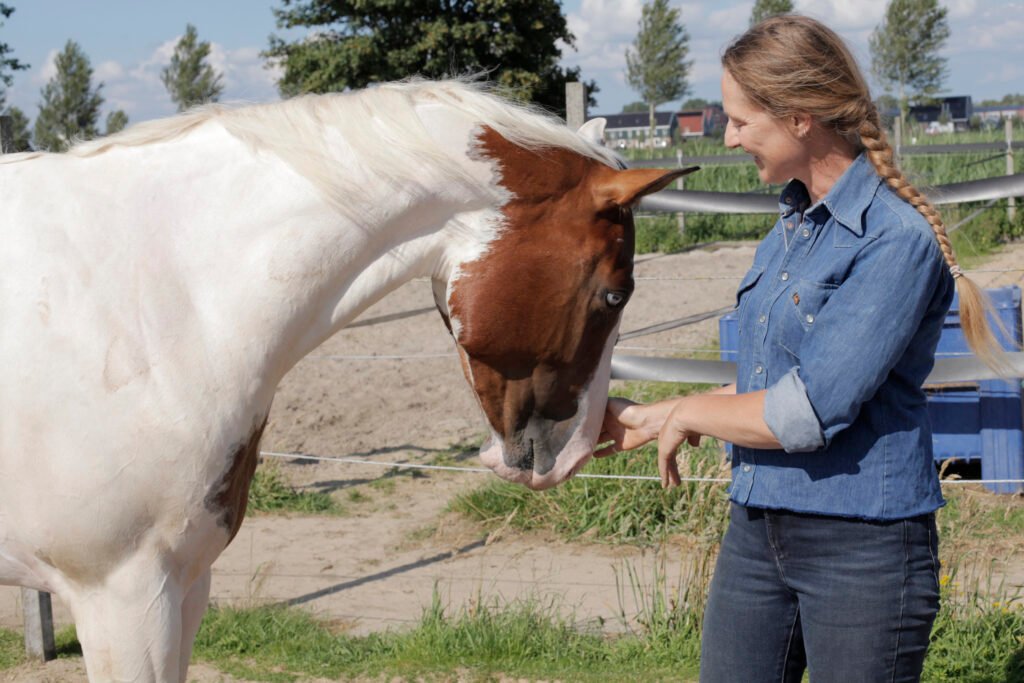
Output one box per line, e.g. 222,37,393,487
522,439,535,472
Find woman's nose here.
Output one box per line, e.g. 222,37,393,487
724,122,739,149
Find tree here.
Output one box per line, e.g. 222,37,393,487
0,3,29,110
33,40,104,152
625,0,691,149
105,109,128,135
264,0,596,116
161,24,224,112
3,104,30,151
750,0,794,25
869,0,950,124
681,97,709,110
621,101,648,113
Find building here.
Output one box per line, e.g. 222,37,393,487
593,111,677,149
908,95,973,132
675,105,727,138
974,104,1024,123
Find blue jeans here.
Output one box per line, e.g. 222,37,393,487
700,503,941,683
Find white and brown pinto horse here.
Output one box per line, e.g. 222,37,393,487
0,80,691,681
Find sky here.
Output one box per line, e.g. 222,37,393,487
3,0,1023,127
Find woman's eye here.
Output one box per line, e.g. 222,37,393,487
605,291,628,308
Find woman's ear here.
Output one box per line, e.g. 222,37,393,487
791,112,813,139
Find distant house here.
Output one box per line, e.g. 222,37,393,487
974,104,1024,123
593,111,677,149
676,105,727,138
908,95,973,132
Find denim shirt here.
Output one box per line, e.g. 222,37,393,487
731,153,954,520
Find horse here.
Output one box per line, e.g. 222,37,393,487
0,79,694,682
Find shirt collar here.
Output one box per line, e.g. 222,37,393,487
777,153,881,237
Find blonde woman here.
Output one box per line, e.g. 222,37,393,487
598,15,1004,682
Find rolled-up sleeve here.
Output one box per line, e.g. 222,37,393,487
769,228,949,451
764,368,824,452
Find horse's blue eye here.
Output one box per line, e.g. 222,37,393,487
605,291,627,308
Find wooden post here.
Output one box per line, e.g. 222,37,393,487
0,115,11,154
0,119,58,664
565,82,586,132
1007,117,1016,223
894,115,902,163
676,148,686,236
21,589,56,662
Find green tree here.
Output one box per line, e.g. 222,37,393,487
750,0,794,25
33,40,104,152
870,0,950,123
625,0,691,149
2,104,31,151
264,0,595,116
161,24,224,112
105,109,128,135
0,3,29,110
621,101,648,113
681,97,709,110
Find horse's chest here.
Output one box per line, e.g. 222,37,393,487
203,415,268,545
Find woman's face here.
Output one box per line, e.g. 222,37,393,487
721,69,808,186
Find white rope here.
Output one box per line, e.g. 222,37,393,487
259,450,1022,486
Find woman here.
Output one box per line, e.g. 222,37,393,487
598,15,1004,683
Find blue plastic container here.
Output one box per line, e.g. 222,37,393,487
719,286,1023,494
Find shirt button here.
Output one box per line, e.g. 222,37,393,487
742,464,752,472
806,314,815,324
781,272,790,281
758,314,766,323
784,196,793,205
755,364,764,374
802,228,811,238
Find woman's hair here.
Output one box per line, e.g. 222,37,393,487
722,14,1007,370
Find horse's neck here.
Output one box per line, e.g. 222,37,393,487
159,119,497,390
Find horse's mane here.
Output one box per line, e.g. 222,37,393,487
3,80,620,217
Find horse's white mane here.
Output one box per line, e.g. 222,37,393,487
4,80,620,217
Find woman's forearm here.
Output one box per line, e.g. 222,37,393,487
673,389,782,450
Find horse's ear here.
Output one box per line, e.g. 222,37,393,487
577,118,607,145
594,166,700,209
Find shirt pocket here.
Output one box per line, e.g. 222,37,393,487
778,279,839,359
734,266,765,312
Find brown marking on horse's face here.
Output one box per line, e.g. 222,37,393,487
447,128,695,490
205,416,267,544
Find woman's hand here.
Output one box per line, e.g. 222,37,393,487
595,397,664,458
657,398,704,488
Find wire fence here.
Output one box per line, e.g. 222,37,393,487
259,450,1024,486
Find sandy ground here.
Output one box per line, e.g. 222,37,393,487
3,239,1023,681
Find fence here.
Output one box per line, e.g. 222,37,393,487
2,102,1024,662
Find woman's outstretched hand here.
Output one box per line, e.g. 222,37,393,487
595,397,662,458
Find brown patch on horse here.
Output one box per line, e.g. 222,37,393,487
205,416,267,544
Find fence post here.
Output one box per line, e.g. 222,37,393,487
0,115,11,153
676,148,686,236
894,115,902,163
565,82,586,132
0,117,58,664
1007,118,1016,223
21,589,56,662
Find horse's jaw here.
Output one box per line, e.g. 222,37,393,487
476,328,616,491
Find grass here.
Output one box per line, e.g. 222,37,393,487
189,593,701,682
450,381,731,547
247,463,340,515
